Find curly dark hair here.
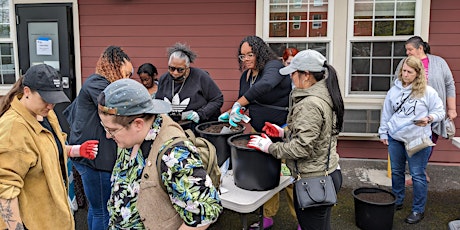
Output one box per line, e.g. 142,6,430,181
95,45,131,83
237,36,278,72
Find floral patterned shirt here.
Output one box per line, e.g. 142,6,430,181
107,116,222,229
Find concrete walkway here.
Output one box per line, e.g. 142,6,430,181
74,158,460,230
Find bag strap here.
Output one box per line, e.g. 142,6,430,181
295,104,334,179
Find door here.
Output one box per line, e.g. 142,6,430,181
16,3,75,134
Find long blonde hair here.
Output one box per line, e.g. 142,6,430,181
398,56,426,98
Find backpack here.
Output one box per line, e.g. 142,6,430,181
156,129,221,191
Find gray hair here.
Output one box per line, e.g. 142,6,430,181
167,43,197,67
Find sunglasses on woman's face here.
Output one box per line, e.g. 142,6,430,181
168,66,186,73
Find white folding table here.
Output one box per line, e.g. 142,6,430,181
219,170,293,230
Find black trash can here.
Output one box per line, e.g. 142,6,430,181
352,187,396,230
195,121,245,166
228,133,281,191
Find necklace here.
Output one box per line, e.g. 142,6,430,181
171,77,187,98
250,74,258,87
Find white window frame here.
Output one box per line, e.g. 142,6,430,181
263,0,334,42
345,0,423,99
262,0,334,62
0,0,19,94
256,0,430,138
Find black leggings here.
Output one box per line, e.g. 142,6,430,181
294,169,342,230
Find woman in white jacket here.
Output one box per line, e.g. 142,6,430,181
379,56,445,225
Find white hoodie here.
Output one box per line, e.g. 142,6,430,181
379,79,445,142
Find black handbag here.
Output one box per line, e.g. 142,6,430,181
294,137,337,209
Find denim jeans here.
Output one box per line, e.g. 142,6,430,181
388,136,430,213
72,161,112,230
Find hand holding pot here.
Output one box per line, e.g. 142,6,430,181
247,133,272,153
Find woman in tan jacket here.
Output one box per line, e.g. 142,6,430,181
0,64,97,230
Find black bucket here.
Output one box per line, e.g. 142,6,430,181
352,187,396,230
227,133,281,191
195,121,245,166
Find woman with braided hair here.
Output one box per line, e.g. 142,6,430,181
63,45,133,230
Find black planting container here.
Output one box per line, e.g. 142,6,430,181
352,187,396,230
195,121,245,166
228,133,281,191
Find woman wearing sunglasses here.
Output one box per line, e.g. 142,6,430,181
155,43,223,130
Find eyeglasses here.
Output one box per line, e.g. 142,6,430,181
168,66,186,73
100,115,145,138
238,53,255,61
100,121,126,138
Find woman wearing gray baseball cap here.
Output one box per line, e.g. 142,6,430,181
248,50,344,230
0,64,98,230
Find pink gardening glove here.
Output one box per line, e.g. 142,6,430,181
262,122,284,138
71,140,99,160
247,133,273,153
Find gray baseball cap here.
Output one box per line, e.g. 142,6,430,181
279,49,326,75
23,64,70,104
98,78,171,116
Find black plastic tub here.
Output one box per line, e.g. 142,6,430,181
195,121,245,166
227,133,281,191
352,187,396,230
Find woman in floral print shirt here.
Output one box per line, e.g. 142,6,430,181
97,78,222,229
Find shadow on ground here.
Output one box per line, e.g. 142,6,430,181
75,159,460,230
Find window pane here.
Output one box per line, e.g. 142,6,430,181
371,76,391,91
396,2,415,19
354,3,373,19
268,0,328,38
351,75,369,91
394,42,406,56
373,42,392,56
270,22,287,37
375,3,394,19
353,0,416,37
372,59,391,74
0,24,9,38
342,109,381,133
396,20,414,35
352,59,370,74
374,21,394,36
0,42,10,55
2,71,14,84
271,5,287,20
0,43,15,84
350,41,405,94
352,42,371,57
354,21,372,36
